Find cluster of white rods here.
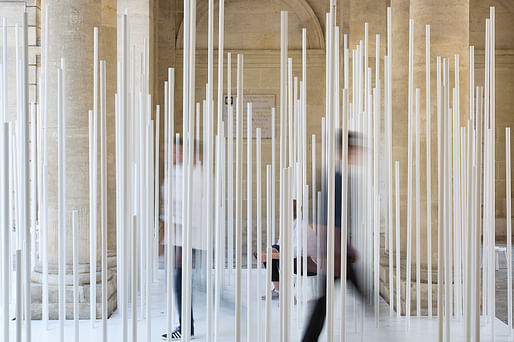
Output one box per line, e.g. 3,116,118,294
0,2,507,342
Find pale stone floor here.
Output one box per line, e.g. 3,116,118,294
4,266,514,341
494,243,514,326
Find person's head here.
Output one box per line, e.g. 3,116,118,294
336,130,364,165
171,137,203,164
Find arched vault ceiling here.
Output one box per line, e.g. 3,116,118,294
176,0,325,49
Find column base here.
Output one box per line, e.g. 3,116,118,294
30,251,117,320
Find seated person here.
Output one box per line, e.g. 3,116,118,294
256,200,319,299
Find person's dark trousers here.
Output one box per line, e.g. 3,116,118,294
262,244,281,282
174,267,194,334
301,260,364,342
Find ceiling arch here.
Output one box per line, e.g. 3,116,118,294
176,0,325,50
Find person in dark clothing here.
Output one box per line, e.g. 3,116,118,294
301,130,366,342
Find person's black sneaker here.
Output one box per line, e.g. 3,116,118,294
162,326,195,340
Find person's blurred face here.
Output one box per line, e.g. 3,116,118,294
338,145,360,165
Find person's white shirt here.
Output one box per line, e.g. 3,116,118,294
276,219,318,258
161,163,206,249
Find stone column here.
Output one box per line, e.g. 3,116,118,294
411,0,469,264
32,0,117,319
385,0,469,315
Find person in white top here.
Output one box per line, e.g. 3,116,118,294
161,138,205,341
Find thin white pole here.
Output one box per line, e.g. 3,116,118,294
312,134,316,231
15,249,21,342
340,88,348,342
132,215,138,342
395,161,401,317
214,132,221,340
72,210,79,342
506,127,512,335
206,0,214,339
436,55,443,342
415,87,421,316
2,20,10,340
386,7,394,320
235,53,243,342
154,106,160,284
21,14,31,340
100,60,108,342
326,6,336,340
167,68,175,341
256,128,262,342
91,26,99,327
145,120,153,342
246,102,253,342
425,24,432,318
288,58,293,168
227,53,234,282
265,165,272,342
272,108,276,244
406,18,414,323
57,63,66,342
2,122,10,342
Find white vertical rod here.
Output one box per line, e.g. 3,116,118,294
425,24,432,318
256,128,262,342
340,88,348,342
395,161,401,317
443,59,451,342
265,165,272,342
384,54,393,317
214,131,221,340
145,120,153,342
374,193,380,326
246,102,253,342
227,53,234,280
312,134,316,231
2,20,10,336
302,183,309,327
100,60,108,342
302,28,307,196
288,58,293,167
30,104,36,272
2,122,10,341
235,53,243,342
20,14,31,339
2,16,7,123
436,55,443,342
279,11,287,341
272,108,276,244
91,26,99,327
453,55,461,321
489,6,496,341
279,8,287,205
16,249,21,342
184,2,196,339
154,106,160,283
215,0,225,313
406,18,414,324
326,6,336,341
181,0,190,333
57,64,66,342
507,127,512,335
415,87,421,316
206,0,214,336
72,210,79,342
132,215,138,342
